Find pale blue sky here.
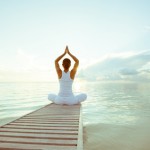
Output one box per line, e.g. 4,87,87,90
0,0,150,81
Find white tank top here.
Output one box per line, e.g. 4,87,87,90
58,71,73,97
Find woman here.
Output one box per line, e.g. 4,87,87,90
48,46,87,105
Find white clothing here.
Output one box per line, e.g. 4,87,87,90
58,71,73,97
48,71,87,105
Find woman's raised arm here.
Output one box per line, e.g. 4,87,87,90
55,48,66,78
66,46,79,79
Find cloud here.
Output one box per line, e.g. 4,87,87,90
0,49,56,82
16,49,45,72
78,50,150,81
119,68,138,76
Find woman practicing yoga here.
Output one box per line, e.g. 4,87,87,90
48,46,87,105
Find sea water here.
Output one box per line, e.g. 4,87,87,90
0,81,150,150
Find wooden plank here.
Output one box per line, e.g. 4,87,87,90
0,143,76,150
3,125,78,131
0,128,78,134
0,132,78,139
14,119,79,124
8,122,79,127
0,103,83,150
0,136,77,145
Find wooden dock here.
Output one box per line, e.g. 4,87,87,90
0,103,83,150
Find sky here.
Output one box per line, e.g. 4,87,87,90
0,0,150,82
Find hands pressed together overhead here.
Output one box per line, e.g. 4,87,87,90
65,45,70,54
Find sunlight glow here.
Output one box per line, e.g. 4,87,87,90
0,1,150,82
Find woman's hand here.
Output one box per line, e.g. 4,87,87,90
65,45,69,54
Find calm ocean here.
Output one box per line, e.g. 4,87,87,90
0,81,150,125
1,81,150,150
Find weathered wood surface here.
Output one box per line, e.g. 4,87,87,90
0,103,83,150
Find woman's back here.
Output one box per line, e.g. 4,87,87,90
58,71,73,97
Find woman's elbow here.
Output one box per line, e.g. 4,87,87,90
55,59,58,62
55,59,58,64
76,60,79,65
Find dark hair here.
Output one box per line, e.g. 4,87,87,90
63,58,71,69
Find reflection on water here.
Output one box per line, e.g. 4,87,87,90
82,81,150,125
0,81,150,126
0,82,56,119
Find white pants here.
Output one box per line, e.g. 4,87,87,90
48,93,87,105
